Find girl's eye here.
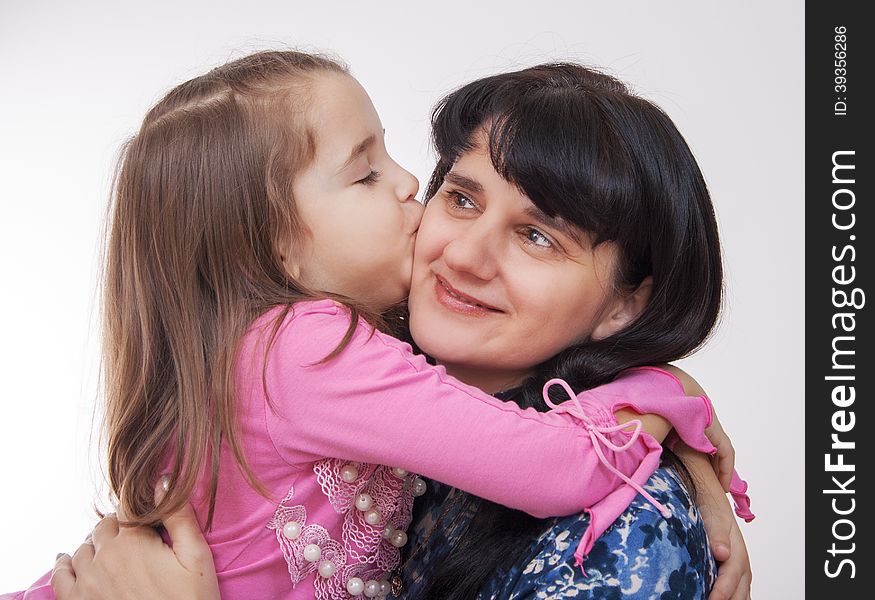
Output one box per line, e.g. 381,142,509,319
356,169,382,185
446,191,477,211
522,227,554,249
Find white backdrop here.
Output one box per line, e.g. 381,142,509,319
0,1,804,597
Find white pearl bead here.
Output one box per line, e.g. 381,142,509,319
364,508,382,525
412,477,427,497
390,530,408,548
317,559,336,578
340,464,359,483
355,493,374,511
379,581,391,595
381,524,394,539
391,467,408,478
364,580,381,597
346,577,365,595
302,543,321,562
282,521,302,540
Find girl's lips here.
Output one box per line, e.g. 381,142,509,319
433,275,502,317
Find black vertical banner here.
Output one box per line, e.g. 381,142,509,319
806,2,873,596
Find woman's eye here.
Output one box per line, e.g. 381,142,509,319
447,191,477,210
356,169,382,185
523,227,553,248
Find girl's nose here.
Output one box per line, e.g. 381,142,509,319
405,196,425,232
396,168,423,232
397,166,419,203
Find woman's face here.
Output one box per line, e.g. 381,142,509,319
408,139,623,393
288,73,423,311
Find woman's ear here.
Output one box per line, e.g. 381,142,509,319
591,276,653,341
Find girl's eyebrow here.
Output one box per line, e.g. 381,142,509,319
337,134,376,173
444,171,483,193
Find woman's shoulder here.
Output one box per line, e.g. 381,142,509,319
485,467,716,599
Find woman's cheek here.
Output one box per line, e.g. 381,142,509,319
413,215,453,266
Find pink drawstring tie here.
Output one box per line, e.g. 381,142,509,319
542,378,673,571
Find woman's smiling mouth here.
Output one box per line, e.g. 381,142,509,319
433,274,503,316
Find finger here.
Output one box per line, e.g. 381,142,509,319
706,429,734,492
708,564,741,600
160,498,213,573
70,540,95,579
51,553,76,598
717,448,735,492
728,571,751,600
91,513,120,550
708,454,729,493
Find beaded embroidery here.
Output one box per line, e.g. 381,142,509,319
269,459,417,598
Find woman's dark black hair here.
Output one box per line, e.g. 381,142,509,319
418,63,724,599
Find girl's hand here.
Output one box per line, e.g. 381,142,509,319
658,364,735,491
704,408,736,492
51,487,219,600
675,441,752,600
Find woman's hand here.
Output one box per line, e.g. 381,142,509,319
51,493,219,600
675,442,752,600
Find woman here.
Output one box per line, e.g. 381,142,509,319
394,63,753,600
51,63,751,599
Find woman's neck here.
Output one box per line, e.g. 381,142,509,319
439,363,532,395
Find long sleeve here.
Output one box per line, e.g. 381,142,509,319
1,571,53,600
255,301,709,519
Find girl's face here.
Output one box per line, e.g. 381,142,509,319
288,74,422,310
408,139,628,393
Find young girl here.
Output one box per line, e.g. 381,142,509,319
4,51,741,600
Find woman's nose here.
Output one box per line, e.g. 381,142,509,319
442,221,498,281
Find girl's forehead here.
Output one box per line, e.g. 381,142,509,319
307,78,383,168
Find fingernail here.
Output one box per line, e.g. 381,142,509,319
56,553,64,560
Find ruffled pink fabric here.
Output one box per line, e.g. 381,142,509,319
546,367,754,571
730,470,755,522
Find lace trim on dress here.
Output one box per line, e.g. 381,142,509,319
267,488,348,586
315,459,415,567
269,460,418,599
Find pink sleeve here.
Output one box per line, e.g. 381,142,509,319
1,570,54,599
625,367,756,523
258,301,709,519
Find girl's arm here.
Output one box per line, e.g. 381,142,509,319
258,301,716,518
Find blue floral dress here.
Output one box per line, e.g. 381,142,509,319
391,466,715,599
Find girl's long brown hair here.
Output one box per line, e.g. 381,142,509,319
104,50,373,528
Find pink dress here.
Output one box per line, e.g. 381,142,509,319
6,299,736,600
